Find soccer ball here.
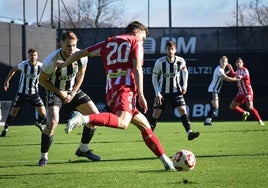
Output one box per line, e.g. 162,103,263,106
172,150,196,171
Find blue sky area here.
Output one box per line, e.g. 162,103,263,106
0,0,251,27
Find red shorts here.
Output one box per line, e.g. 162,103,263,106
233,93,253,104
106,88,139,115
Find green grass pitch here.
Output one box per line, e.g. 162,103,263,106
0,121,267,187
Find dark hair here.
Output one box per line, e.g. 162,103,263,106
236,57,243,61
125,21,149,35
61,31,78,42
28,48,38,54
165,41,176,48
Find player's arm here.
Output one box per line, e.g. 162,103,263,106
133,58,148,113
56,49,90,68
3,65,19,91
56,44,102,68
181,65,189,93
226,63,236,77
221,73,239,82
152,72,160,96
39,71,63,98
71,63,87,97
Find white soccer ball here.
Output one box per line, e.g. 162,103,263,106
172,150,196,171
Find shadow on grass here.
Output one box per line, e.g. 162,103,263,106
196,152,268,158
200,128,268,134
0,140,144,148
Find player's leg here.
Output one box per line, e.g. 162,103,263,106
67,90,132,130
33,94,46,132
229,95,250,121
149,108,162,131
246,99,265,125
38,105,59,166
204,92,219,126
72,94,101,161
131,113,175,170
173,94,199,141
38,93,61,166
1,93,23,137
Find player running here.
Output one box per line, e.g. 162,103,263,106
228,57,265,125
1,48,46,137
56,21,175,170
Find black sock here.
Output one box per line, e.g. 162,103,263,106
181,114,191,132
81,126,96,144
149,116,158,131
207,107,218,119
36,114,45,124
4,115,14,129
41,133,53,153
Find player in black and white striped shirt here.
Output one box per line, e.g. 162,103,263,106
149,41,200,141
1,48,46,137
37,31,100,166
204,56,239,126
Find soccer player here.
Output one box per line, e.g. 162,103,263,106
204,56,240,126
149,41,199,140
37,31,100,166
56,21,175,170
228,57,265,125
1,48,46,137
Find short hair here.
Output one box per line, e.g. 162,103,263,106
28,48,38,54
236,57,243,62
165,41,176,48
221,55,228,61
60,31,78,42
125,21,149,35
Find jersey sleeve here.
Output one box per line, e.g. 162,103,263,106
86,41,104,56
41,57,55,75
17,61,25,70
218,68,225,76
78,54,88,68
152,59,161,96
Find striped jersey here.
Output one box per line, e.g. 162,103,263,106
41,49,87,91
152,56,188,95
208,65,225,93
17,60,42,94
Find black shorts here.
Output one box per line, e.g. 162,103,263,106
46,90,91,109
12,93,44,107
153,92,186,110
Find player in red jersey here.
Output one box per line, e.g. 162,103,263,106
228,57,265,125
56,21,175,170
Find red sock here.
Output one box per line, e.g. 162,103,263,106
89,113,119,128
141,128,165,157
250,108,262,121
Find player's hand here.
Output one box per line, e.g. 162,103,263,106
59,90,72,104
154,95,163,106
55,60,66,68
138,94,148,114
236,75,242,80
226,64,233,70
3,82,9,91
181,88,187,95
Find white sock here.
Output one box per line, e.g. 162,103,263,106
159,154,174,169
79,143,89,152
41,152,48,160
82,115,89,124
187,130,193,135
205,118,212,123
